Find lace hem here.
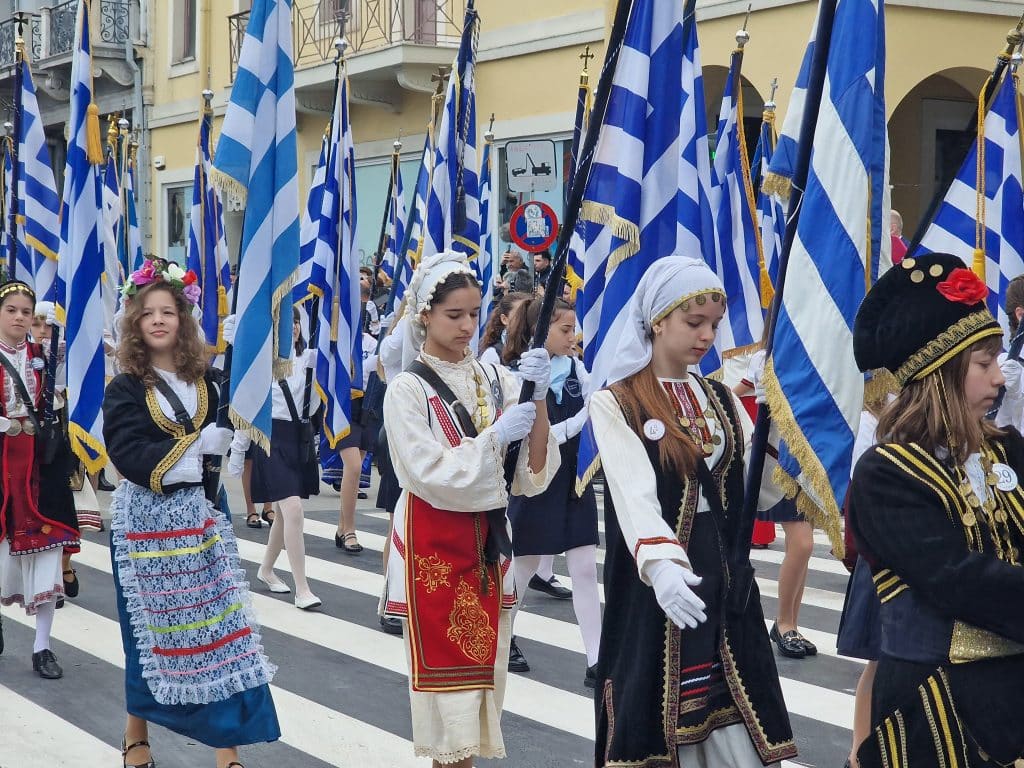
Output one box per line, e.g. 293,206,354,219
413,744,507,763
1,584,64,615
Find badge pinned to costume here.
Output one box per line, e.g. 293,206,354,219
31,357,45,371
643,418,666,441
993,463,1018,492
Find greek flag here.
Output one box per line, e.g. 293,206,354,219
1,145,25,281
212,0,300,449
420,4,481,275
478,136,495,331
56,0,107,473
709,46,764,356
100,154,123,325
763,0,887,551
122,157,143,273
917,69,1024,336
406,134,433,266
293,132,328,306
15,58,60,298
752,112,785,293
382,153,409,302
310,76,361,448
565,67,593,302
578,0,716,391
187,104,232,353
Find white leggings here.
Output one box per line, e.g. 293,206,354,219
511,546,602,666
261,496,315,599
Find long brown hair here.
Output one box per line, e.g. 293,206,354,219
613,366,701,477
877,336,1004,463
502,296,572,365
117,283,208,386
480,292,529,351
1007,275,1024,335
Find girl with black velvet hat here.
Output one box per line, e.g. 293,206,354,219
849,252,1024,767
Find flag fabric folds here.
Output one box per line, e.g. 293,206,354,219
763,0,888,552
293,131,328,306
709,46,765,357
752,109,785,295
212,0,300,449
565,66,593,302
478,136,496,332
56,0,108,473
100,154,123,326
382,152,409,303
187,103,232,353
917,69,1024,336
122,156,144,273
310,76,361,449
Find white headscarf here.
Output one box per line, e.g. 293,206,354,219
400,250,478,369
602,255,725,388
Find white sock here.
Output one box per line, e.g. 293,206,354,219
33,600,55,654
535,554,555,582
511,554,542,628
566,545,602,667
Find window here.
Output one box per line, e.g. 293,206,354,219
165,184,192,265
172,0,197,64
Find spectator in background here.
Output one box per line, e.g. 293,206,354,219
890,209,908,265
534,250,552,289
496,249,533,295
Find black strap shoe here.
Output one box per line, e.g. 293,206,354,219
32,649,63,679
584,664,597,689
769,622,806,659
528,574,573,600
508,636,530,672
121,737,156,768
63,569,79,598
379,616,403,636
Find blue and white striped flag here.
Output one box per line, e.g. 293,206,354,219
293,131,328,306
917,70,1024,336
56,0,108,473
397,131,435,299
100,154,123,325
566,67,592,306
213,0,300,448
382,152,409,302
578,0,716,390
709,46,764,356
187,103,232,354
752,111,785,292
420,4,481,275
15,58,60,298
311,76,361,449
122,156,144,273
763,0,887,550
1,144,26,281
478,136,496,332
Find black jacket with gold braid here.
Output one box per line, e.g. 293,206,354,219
849,428,1024,767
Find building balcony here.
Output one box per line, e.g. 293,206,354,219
229,0,465,112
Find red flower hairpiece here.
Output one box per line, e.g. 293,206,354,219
936,267,988,305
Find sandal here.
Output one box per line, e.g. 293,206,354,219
121,736,156,768
261,508,276,525
225,763,244,768
62,568,79,598
245,512,263,529
335,531,363,554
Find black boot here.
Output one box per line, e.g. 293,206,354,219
32,649,63,679
508,637,530,672
97,471,115,492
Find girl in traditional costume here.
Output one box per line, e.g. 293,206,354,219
0,280,79,680
849,252,1024,767
103,260,279,768
227,307,322,610
589,256,795,767
502,296,602,687
381,251,560,766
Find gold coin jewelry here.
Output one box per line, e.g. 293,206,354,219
22,419,35,436
6,419,21,437
470,367,491,432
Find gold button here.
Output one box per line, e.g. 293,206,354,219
929,264,944,277
910,269,925,283
902,258,916,269
962,511,977,527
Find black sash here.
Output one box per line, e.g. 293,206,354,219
278,380,318,465
152,377,220,505
407,359,512,560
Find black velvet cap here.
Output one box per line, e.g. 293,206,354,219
853,252,1002,386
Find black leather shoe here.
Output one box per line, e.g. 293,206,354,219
32,649,63,679
528,574,573,600
508,637,530,672
797,632,818,656
379,616,403,636
97,471,115,492
584,664,597,688
770,622,806,659
0,614,4,656
63,569,79,598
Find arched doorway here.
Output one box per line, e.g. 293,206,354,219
703,64,766,161
888,66,990,235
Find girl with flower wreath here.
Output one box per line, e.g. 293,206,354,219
104,260,279,768
381,251,560,766
0,280,80,681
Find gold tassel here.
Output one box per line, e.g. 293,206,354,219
759,261,775,309
217,285,228,316
86,103,104,165
972,247,986,281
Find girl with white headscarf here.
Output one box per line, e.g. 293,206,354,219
589,256,796,768
381,251,561,767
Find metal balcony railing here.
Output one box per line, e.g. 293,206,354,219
28,0,132,62
0,16,43,70
230,0,466,82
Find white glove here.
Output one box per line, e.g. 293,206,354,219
198,423,233,456
0,416,10,433
553,405,589,444
490,402,537,447
226,448,245,478
222,314,238,346
1001,358,1024,397
649,560,707,630
46,304,58,327
517,348,551,400
753,379,767,405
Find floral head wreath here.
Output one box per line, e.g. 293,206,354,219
121,258,201,306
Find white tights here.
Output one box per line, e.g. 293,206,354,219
512,546,602,666
33,600,55,653
260,496,316,600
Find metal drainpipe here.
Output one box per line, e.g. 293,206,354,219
126,0,150,254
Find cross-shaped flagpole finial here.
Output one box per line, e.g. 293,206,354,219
769,77,779,101
488,113,495,133
431,67,450,97
580,45,595,73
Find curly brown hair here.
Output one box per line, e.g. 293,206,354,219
116,282,208,386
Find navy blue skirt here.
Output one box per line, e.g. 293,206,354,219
757,497,805,523
111,544,281,748
836,556,882,661
250,419,320,503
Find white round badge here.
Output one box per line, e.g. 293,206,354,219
643,419,666,441
31,357,45,370
993,463,1018,492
